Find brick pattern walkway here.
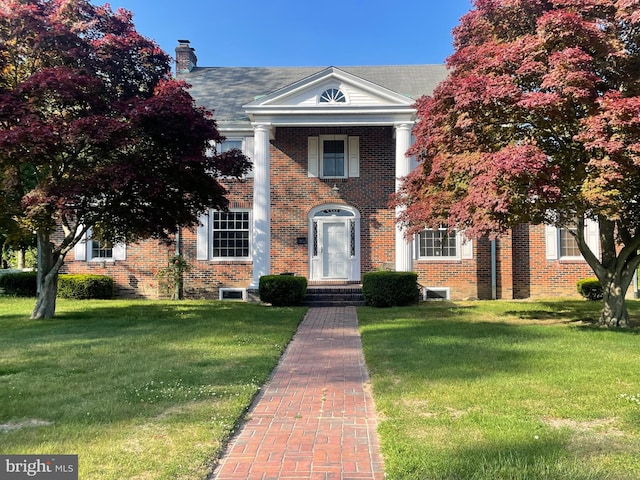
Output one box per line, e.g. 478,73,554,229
211,307,385,480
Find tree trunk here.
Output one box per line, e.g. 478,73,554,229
31,233,61,320
31,269,59,319
599,281,629,328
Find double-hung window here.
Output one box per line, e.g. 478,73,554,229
559,226,581,258
321,138,345,177
73,227,125,262
210,137,254,178
211,210,251,259
90,238,113,260
308,136,359,178
418,227,458,259
545,219,598,260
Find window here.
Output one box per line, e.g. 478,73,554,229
415,228,472,260
217,139,243,154
73,227,125,262
212,210,251,259
209,137,254,178
545,220,599,261
90,239,113,260
559,226,581,258
322,138,345,177
319,88,346,104
418,228,457,258
308,136,359,178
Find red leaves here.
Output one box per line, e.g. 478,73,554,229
0,0,249,249
398,0,640,240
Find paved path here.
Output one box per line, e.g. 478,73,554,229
211,306,385,480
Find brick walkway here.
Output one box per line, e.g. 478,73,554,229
211,307,385,480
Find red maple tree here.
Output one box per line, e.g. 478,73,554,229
395,0,640,327
0,0,250,318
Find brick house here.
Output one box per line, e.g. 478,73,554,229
62,40,598,300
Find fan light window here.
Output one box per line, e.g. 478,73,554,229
319,88,346,103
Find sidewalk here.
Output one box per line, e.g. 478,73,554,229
211,306,385,480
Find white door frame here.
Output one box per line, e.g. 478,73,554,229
309,204,361,281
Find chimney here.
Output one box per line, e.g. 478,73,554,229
175,40,197,74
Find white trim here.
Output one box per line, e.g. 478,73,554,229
545,220,599,261
210,210,252,261
308,204,361,282
423,287,450,301
319,135,348,178
416,228,465,261
219,288,247,301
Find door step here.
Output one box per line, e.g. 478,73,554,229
304,286,365,307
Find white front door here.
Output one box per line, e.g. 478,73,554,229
322,221,348,279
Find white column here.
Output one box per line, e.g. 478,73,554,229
250,123,271,289
395,122,414,272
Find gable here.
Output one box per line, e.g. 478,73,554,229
246,67,415,109
242,67,432,126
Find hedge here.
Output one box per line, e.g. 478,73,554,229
58,274,114,299
259,275,307,306
577,278,604,301
0,271,37,297
362,271,420,307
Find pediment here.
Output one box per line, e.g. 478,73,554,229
243,67,414,110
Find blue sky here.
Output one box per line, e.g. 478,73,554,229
101,0,473,67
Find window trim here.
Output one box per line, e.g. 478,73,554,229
319,135,348,178
210,209,252,261
74,227,125,262
558,226,582,259
417,227,460,260
209,137,254,179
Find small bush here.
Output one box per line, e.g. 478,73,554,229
58,274,114,299
362,271,420,307
0,271,37,296
259,275,307,306
577,278,603,301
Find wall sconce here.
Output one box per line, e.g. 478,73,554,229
331,184,340,196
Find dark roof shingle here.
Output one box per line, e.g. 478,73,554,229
181,65,449,125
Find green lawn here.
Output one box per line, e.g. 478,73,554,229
0,298,305,479
358,300,640,480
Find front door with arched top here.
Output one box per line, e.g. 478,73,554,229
309,205,360,282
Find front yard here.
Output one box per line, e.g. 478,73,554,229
1,297,639,479
358,300,640,480
0,299,305,479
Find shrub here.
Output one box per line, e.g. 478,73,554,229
0,271,37,296
259,275,307,306
362,271,420,307
58,274,114,299
577,278,604,301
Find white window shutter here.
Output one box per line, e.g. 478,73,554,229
348,136,360,177
74,229,87,261
308,137,319,177
545,224,558,260
196,212,209,260
459,232,473,259
244,136,254,178
585,218,599,258
112,243,126,260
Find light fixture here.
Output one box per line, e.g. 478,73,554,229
331,184,340,196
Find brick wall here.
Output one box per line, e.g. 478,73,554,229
61,126,597,301
63,239,172,298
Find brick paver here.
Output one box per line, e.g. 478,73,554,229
211,307,385,480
